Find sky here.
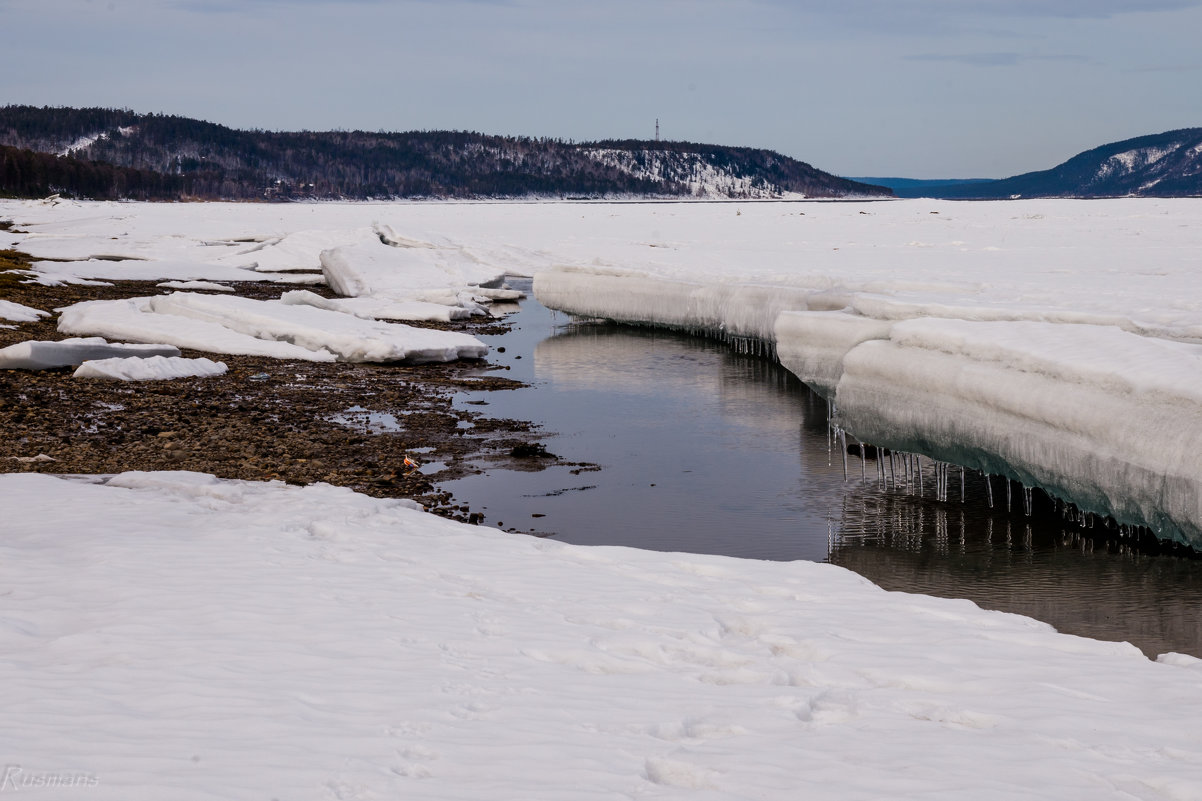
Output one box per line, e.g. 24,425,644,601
2,0,1201,178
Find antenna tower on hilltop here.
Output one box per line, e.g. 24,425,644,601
655,118,660,142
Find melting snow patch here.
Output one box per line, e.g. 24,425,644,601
0,298,49,322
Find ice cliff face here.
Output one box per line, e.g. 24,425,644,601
529,198,1202,549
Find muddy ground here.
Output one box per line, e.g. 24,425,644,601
0,247,564,525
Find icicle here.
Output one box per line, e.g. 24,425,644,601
1006,480,1012,513
858,439,866,481
985,473,994,508
1023,485,1032,517
839,429,848,481
916,456,923,496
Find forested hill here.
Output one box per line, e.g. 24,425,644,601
0,106,890,201
888,128,1202,199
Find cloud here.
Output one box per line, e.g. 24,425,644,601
769,0,1202,20
904,52,1090,67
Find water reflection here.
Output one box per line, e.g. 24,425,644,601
442,282,1202,658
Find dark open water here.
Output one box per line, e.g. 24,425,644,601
438,279,1202,659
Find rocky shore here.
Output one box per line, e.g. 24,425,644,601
0,258,555,524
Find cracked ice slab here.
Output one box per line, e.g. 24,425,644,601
146,292,488,363
74,355,228,381
0,336,181,370
279,289,474,323
833,318,1202,546
58,297,337,362
59,293,487,364
320,228,506,299
58,294,488,363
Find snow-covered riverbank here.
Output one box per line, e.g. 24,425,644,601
4,470,1202,800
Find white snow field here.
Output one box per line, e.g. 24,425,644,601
3,470,1202,800
73,355,228,380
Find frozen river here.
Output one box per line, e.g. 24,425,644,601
442,280,1202,659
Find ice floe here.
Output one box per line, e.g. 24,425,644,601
59,292,488,364
0,336,180,370
57,297,337,362
73,355,228,380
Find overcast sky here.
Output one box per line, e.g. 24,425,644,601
3,0,1201,177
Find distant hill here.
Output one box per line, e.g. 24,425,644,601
881,129,1202,199
848,177,996,196
0,105,890,202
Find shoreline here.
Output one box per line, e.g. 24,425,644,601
0,258,558,524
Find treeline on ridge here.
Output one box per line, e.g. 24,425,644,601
0,105,890,201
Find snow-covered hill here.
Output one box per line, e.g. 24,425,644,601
896,128,1202,198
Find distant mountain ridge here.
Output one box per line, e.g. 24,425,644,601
0,105,889,201
883,128,1202,199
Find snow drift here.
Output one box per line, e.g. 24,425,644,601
4,470,1202,800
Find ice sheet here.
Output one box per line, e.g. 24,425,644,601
3,470,1202,800
8,197,1202,543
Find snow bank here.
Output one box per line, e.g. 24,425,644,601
0,298,48,322
4,470,1202,800
0,336,180,370
73,355,228,380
